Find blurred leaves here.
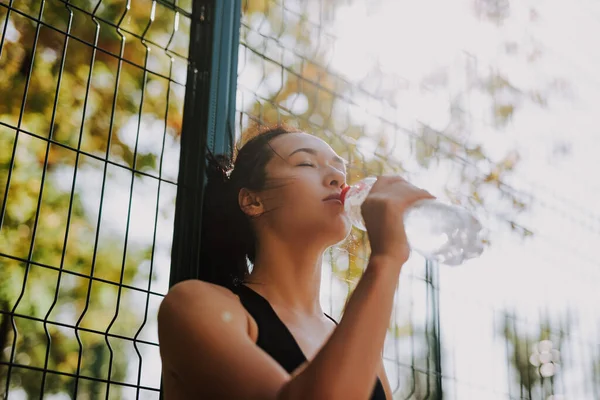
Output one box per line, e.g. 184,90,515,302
238,0,552,264
236,0,545,282
1,0,184,398
473,0,511,23
501,312,573,399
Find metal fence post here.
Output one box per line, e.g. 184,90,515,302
170,0,241,287
207,0,241,156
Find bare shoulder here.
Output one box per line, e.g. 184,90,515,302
158,280,247,330
164,279,240,301
157,280,250,370
157,280,288,399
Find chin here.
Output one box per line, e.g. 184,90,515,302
324,217,352,245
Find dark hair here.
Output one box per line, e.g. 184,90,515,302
199,124,302,289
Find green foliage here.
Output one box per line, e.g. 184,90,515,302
501,312,568,399
1,0,185,397
237,0,539,285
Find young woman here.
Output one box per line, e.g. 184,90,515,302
158,125,434,399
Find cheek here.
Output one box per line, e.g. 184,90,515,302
271,193,321,224
275,176,320,205
261,173,325,221
259,177,297,208
287,194,320,218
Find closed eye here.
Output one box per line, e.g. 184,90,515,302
297,163,316,167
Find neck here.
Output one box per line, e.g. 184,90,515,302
245,230,326,316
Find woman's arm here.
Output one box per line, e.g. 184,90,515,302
378,357,394,400
159,255,403,400
278,254,403,399
158,280,290,399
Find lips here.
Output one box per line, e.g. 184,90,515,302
323,193,342,202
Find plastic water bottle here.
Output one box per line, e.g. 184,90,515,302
340,177,486,266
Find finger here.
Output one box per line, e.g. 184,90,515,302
376,175,407,185
419,190,436,200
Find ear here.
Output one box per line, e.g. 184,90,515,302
238,188,264,217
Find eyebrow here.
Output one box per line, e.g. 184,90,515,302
288,148,348,167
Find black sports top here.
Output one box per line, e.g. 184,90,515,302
235,284,387,399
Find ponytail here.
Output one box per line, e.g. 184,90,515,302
199,124,301,289
200,152,254,289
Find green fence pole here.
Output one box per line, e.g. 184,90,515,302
207,0,241,155
170,0,241,286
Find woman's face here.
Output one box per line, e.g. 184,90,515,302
255,132,351,246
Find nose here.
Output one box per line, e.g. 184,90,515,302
325,166,346,189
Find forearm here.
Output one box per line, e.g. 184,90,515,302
278,255,403,400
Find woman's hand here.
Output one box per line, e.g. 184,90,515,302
360,176,435,264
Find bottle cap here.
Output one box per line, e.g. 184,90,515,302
340,185,351,205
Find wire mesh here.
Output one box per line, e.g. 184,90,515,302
0,0,190,398
235,0,600,399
